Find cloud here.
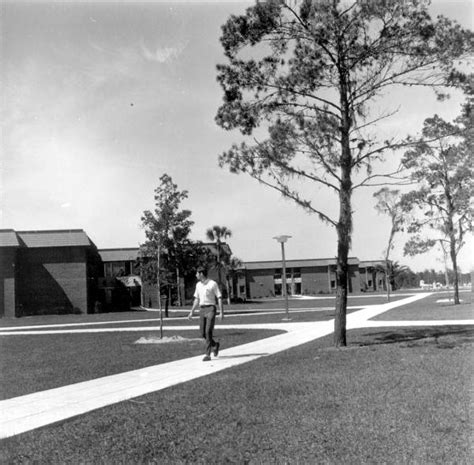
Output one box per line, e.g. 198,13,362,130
139,40,187,63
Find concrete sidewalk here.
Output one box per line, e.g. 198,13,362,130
0,321,333,439
2,292,472,440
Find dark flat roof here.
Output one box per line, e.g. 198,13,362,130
359,260,386,267
244,257,360,270
99,248,140,262
3,230,91,248
97,242,233,263
0,230,20,247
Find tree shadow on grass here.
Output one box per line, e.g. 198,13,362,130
358,326,474,348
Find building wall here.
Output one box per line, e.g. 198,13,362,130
349,264,360,293
16,247,89,316
244,266,335,298
301,266,332,295
246,269,275,298
236,273,247,300
243,263,361,299
0,248,17,318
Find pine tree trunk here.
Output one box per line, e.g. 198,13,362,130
334,187,351,347
334,59,352,348
334,130,352,347
446,196,460,305
334,249,348,347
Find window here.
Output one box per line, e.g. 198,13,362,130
104,262,112,277
112,262,126,276
104,262,127,277
274,283,282,296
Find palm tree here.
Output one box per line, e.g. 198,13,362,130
205,225,232,298
375,261,410,296
223,255,243,304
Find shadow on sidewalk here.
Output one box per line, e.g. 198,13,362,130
218,353,269,360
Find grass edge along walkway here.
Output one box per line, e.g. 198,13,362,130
2,291,471,440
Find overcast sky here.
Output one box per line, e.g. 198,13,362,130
1,0,473,272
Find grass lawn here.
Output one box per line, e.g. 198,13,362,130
1,325,472,464
0,293,406,329
373,292,473,321
0,328,283,400
15,307,359,328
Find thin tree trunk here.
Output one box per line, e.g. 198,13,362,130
445,189,460,304
450,235,460,304
225,277,231,305
216,241,221,290
385,226,396,303
385,254,391,302
176,267,181,307
439,240,450,291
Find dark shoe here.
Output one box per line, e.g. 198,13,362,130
202,355,211,362
213,342,220,357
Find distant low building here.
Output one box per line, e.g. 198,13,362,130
97,243,232,309
97,248,142,311
237,257,363,299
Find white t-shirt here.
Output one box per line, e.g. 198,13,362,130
194,279,222,306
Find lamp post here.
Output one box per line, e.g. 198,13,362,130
273,235,292,321
157,242,163,339
139,245,144,308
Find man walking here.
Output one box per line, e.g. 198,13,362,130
188,266,224,361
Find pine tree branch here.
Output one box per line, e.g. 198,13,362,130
251,172,337,227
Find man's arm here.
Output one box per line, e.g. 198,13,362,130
217,296,224,320
188,297,199,320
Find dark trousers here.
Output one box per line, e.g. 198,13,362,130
199,306,217,356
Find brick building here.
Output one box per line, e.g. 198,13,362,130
97,243,232,309
0,230,18,318
0,229,102,317
237,257,363,299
